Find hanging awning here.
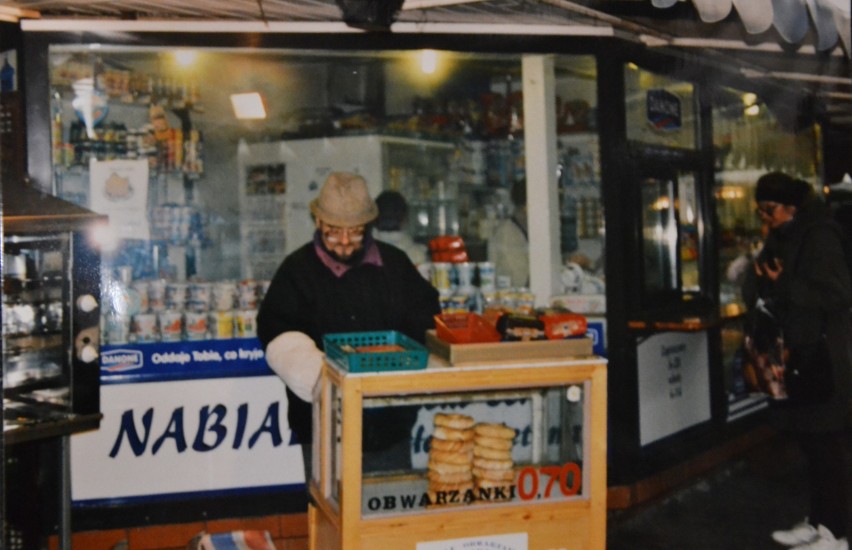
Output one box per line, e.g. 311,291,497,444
1,0,850,128
652,0,850,56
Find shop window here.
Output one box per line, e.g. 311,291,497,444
712,87,819,316
711,86,819,409
551,56,604,318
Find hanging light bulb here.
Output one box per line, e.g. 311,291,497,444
742,92,760,116
173,50,198,68
420,50,438,75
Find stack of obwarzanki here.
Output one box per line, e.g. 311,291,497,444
427,414,516,503
472,422,515,498
428,413,476,501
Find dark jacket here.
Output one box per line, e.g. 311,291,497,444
751,194,852,432
256,237,440,443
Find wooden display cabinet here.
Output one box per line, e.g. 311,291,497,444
309,352,607,550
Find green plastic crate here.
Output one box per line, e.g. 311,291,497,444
323,330,428,373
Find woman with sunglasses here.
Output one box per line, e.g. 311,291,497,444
747,172,852,550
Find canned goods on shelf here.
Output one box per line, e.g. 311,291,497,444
235,309,257,338
209,310,234,339
212,282,236,312
431,262,453,292
158,310,184,342
132,312,159,343
185,310,209,340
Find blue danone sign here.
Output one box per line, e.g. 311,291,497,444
646,89,682,131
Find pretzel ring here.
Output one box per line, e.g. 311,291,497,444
473,446,512,460
473,467,515,481
429,459,472,474
434,413,475,430
428,470,473,483
430,449,473,465
474,423,516,440
430,438,474,453
433,426,474,441
474,435,513,451
473,457,514,470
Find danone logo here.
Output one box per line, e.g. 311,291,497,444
646,88,682,131
102,349,144,372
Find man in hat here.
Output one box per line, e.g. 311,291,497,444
747,172,851,550
257,172,440,478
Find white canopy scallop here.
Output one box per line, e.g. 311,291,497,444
653,0,850,55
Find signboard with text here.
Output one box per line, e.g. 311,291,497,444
637,331,710,446
71,338,304,505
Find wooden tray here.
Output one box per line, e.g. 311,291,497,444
425,330,593,365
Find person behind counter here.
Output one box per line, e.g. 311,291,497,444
256,172,441,479
745,172,851,550
374,189,428,266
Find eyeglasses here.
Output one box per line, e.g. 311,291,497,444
322,223,365,243
755,203,779,217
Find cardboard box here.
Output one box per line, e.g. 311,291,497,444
426,330,593,366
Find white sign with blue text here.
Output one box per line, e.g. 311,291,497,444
70,374,302,503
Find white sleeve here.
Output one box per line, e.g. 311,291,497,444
264,331,324,403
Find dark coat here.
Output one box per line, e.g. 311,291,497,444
752,194,852,432
256,236,440,444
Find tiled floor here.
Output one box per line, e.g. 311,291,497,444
607,432,852,550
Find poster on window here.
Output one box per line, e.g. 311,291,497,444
89,158,150,240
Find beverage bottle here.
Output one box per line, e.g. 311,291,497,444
1,55,15,92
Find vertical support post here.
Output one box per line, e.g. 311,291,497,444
59,435,71,550
522,55,560,305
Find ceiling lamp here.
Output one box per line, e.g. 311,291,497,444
335,0,405,31
651,0,851,55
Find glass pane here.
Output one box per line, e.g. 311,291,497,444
47,47,535,335
641,176,678,293
640,172,702,296
625,66,696,150
678,173,700,293
330,383,343,506
712,86,819,317
359,383,588,518
2,235,68,400
711,86,819,413
554,56,605,312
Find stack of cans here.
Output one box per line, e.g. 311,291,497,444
102,277,269,344
422,261,496,315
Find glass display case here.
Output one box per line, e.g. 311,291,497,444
311,351,607,550
2,183,105,549
2,184,105,443
639,170,701,299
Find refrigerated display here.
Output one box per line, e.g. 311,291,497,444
2,184,105,443
2,182,106,549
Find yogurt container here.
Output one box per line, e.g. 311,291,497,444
158,310,184,341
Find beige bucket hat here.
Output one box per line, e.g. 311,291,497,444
310,172,378,227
